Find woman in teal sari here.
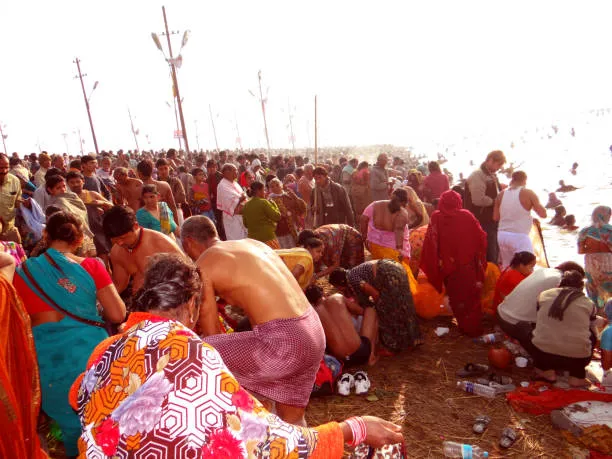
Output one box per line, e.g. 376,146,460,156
136,184,179,240
13,211,126,457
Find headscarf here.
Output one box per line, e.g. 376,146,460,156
578,205,612,250
592,205,611,229
420,190,487,291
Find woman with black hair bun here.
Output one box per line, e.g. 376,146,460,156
13,211,126,457
493,251,537,311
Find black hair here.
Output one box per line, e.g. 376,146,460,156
142,184,158,196
46,211,83,245
428,161,441,173
206,159,216,168
565,214,576,225
547,270,586,321
388,188,408,213
137,160,153,178
45,205,62,218
297,230,317,246
558,270,584,289
133,253,202,313
69,159,81,170
81,155,95,164
554,206,566,216
103,206,137,239
303,237,323,250
248,181,264,197
191,167,204,176
156,158,169,167
509,251,536,269
9,157,20,167
329,267,348,288
357,161,369,170
44,167,64,181
45,175,65,192
166,148,177,158
304,284,324,305
554,261,585,278
65,171,84,182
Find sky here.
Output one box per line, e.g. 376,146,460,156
1,0,612,154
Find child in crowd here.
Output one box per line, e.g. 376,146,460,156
189,168,215,222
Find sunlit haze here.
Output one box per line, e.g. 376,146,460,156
1,0,612,154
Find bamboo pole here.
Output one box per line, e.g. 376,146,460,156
314,95,318,164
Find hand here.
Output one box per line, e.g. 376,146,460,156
362,416,403,448
21,197,32,209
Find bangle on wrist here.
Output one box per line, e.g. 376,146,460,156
345,416,367,446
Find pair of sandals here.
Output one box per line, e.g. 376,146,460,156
473,416,517,449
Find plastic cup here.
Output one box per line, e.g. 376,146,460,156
515,357,528,368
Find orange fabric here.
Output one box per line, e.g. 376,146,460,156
492,268,526,310
0,275,47,459
310,422,344,459
265,238,281,249
481,262,501,315
506,382,612,415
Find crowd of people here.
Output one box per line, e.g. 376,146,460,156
0,146,610,458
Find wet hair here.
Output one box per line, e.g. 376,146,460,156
509,251,536,268
297,230,318,246
486,150,506,164
554,261,585,278
554,206,566,216
45,175,65,192
181,215,218,243
67,170,86,182
103,205,137,239
388,188,409,213
511,170,527,183
305,284,324,305
142,184,158,196
137,160,154,178
133,253,202,313
329,267,348,288
248,181,264,197
46,211,83,245
428,161,441,173
166,148,177,158
191,167,204,176
313,166,328,177
81,155,95,165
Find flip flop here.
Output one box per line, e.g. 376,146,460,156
499,427,517,449
489,373,512,385
457,363,489,378
472,415,491,434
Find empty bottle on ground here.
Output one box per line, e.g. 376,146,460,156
456,380,497,399
443,441,489,458
473,332,504,344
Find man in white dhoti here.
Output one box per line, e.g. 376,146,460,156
216,164,248,240
493,171,547,268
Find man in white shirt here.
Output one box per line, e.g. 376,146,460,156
216,164,247,240
493,170,547,268
497,261,585,349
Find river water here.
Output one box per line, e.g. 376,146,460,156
435,110,612,267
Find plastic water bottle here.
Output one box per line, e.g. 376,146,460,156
456,380,497,399
473,332,504,344
443,441,489,458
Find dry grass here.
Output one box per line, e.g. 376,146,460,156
305,309,577,458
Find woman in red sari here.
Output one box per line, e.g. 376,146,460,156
420,190,488,337
0,253,47,458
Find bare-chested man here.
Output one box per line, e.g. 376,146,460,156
103,206,182,299
137,159,179,225
181,215,325,425
113,167,143,211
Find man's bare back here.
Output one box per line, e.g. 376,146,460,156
197,239,310,331
117,178,143,212
110,228,182,294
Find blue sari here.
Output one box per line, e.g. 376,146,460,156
16,248,108,456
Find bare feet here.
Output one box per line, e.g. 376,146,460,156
568,377,589,388
368,352,379,366
534,368,557,382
